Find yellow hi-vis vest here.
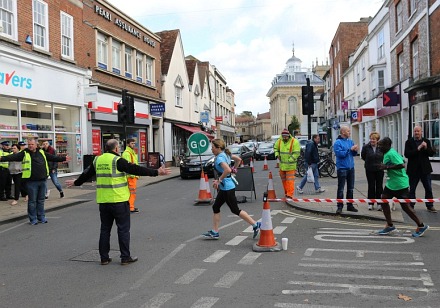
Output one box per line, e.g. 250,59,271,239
274,137,300,171
122,146,139,179
22,150,49,178
0,150,9,168
93,153,129,203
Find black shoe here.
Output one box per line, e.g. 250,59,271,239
101,258,112,265
0,197,7,201
336,208,342,214
347,206,359,212
60,191,64,198
427,207,437,213
130,208,140,213
121,256,138,265
6,196,14,200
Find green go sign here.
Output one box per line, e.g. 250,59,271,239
188,133,210,155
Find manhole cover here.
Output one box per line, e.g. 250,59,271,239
70,249,120,262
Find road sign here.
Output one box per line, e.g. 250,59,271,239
188,132,210,155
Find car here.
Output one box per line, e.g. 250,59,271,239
299,139,309,150
255,142,275,160
242,141,257,158
179,148,215,179
227,144,254,166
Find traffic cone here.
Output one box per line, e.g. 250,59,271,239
253,193,281,252
205,174,212,199
267,172,277,199
195,170,212,204
250,158,255,173
275,157,279,168
263,156,268,170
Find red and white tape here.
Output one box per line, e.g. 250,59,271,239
268,198,440,203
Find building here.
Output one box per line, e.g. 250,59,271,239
235,115,255,142
255,112,271,141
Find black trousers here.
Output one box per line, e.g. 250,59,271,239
11,173,27,201
365,170,384,205
0,167,8,198
99,201,131,261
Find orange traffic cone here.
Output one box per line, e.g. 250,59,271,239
267,172,277,199
195,171,212,204
250,158,255,173
205,174,212,199
253,193,281,252
275,157,279,168
263,156,268,170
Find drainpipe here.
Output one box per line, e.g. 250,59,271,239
426,0,431,77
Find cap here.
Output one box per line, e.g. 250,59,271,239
281,128,290,137
18,141,26,146
1,141,10,146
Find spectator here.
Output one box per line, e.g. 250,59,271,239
334,126,359,214
404,126,437,213
8,144,26,205
65,139,171,265
297,134,325,194
41,141,64,199
361,132,384,211
1,140,13,200
0,138,69,225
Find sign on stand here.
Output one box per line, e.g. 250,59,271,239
188,132,210,155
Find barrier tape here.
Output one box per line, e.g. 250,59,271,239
268,198,440,203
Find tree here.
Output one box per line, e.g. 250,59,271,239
240,111,253,117
288,115,300,135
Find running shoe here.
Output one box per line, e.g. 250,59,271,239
253,222,261,239
296,186,303,194
377,225,396,235
427,207,437,213
202,230,219,239
412,225,429,237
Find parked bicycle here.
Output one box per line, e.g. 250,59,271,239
297,151,336,178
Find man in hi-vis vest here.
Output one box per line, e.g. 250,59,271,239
274,128,300,199
65,139,171,266
122,138,140,213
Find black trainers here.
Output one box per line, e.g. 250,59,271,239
121,256,138,265
101,258,112,265
347,206,358,212
336,208,342,214
427,207,437,213
60,191,64,198
130,208,140,213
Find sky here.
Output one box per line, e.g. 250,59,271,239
107,0,385,116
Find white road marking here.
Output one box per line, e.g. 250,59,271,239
298,263,427,272
225,235,247,246
174,268,206,284
214,271,243,288
275,303,345,308
273,226,287,234
314,234,415,244
304,248,423,260
281,217,296,223
203,250,229,263
293,271,434,286
190,297,219,308
302,257,424,267
93,292,128,308
238,252,261,265
140,293,175,308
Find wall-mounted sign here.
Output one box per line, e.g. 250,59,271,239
215,116,223,122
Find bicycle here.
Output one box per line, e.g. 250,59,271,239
297,152,336,178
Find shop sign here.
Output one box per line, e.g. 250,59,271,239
150,103,165,113
215,116,223,122
361,108,375,116
0,69,32,90
350,111,358,123
409,87,440,106
200,111,209,123
140,132,147,161
92,129,101,155
383,92,399,107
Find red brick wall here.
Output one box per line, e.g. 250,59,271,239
430,5,440,75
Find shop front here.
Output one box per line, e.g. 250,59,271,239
0,47,89,175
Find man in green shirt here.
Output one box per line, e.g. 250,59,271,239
377,137,429,237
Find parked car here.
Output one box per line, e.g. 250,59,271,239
299,139,309,150
227,144,254,166
179,148,215,179
243,141,257,158
255,142,275,160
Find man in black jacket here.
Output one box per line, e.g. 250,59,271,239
297,135,325,194
404,126,437,213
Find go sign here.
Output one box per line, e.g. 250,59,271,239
188,133,210,155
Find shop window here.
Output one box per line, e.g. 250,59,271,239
20,100,52,131
97,32,108,69
32,0,48,51
0,0,17,40
0,97,19,130
413,102,440,158
61,11,73,59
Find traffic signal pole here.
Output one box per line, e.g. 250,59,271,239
306,78,312,140
121,89,128,149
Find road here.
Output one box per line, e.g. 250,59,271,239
0,160,439,307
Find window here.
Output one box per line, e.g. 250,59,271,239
377,30,384,60
60,12,73,59
398,52,404,81
409,0,418,16
97,32,108,69
33,0,48,50
356,63,360,85
136,52,143,82
174,75,184,107
396,1,403,32
124,46,133,78
361,57,366,80
112,40,121,75
288,96,297,115
146,56,153,86
412,39,419,79
0,0,17,40
378,70,385,93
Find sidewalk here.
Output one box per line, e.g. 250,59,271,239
0,157,437,225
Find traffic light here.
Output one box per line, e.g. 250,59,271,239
301,86,314,115
117,103,127,123
126,96,135,124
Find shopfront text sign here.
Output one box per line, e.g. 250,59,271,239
0,69,32,89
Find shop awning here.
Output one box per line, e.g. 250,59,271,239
174,124,214,139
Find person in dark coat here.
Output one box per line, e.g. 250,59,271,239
361,132,384,211
404,126,437,213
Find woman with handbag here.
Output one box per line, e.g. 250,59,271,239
297,135,325,194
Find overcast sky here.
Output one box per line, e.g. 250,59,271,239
108,0,385,116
